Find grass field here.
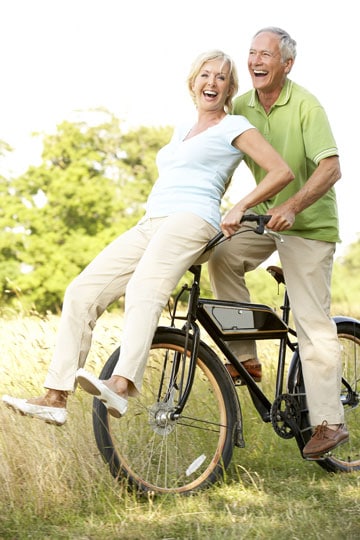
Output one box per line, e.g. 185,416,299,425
0,313,359,539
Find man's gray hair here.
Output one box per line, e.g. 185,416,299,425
254,27,297,62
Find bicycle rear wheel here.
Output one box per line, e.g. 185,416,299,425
92,327,241,494
319,319,360,472
289,318,360,472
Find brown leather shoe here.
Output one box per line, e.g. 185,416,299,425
302,421,349,458
225,360,262,385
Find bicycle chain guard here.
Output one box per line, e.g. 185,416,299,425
270,394,301,439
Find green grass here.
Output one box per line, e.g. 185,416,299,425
0,313,359,539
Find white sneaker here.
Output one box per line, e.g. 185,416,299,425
2,395,67,426
76,368,128,418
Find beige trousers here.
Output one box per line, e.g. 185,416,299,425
208,227,344,426
44,213,216,394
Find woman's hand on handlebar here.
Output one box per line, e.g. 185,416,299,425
205,214,272,251
220,207,246,237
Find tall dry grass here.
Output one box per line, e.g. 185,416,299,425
1,313,359,539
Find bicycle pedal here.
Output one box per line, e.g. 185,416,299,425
304,453,328,461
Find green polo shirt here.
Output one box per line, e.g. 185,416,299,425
232,79,340,242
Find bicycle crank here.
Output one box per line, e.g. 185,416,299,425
270,394,301,439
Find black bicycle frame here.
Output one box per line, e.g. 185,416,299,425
169,262,299,424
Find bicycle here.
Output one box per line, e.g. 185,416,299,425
91,214,360,495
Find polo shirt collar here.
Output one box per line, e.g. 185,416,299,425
248,78,293,109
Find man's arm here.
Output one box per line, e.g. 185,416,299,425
267,156,341,231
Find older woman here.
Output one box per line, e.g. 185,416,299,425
3,50,293,425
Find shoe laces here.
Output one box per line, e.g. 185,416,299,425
312,420,330,440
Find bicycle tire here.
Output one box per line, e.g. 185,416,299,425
92,327,241,494
289,319,360,472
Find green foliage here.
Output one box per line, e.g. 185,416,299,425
1,111,359,317
332,238,360,318
0,110,172,312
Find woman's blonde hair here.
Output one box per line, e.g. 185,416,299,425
187,50,239,113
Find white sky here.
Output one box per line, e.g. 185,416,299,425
0,0,358,255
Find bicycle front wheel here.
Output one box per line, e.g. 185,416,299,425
92,327,240,494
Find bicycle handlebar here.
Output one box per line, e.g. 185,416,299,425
205,214,272,251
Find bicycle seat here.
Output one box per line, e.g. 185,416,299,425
267,265,285,285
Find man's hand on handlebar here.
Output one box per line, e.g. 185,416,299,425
263,205,295,231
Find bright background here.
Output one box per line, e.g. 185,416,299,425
0,0,357,254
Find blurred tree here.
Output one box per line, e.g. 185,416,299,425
0,110,172,312
1,115,359,318
332,236,360,318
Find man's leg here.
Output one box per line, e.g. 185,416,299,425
208,227,276,362
277,236,344,426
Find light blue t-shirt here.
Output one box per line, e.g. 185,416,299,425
145,114,254,230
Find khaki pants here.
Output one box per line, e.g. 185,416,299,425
44,213,216,394
208,228,344,426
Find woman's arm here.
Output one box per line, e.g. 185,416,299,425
221,129,294,237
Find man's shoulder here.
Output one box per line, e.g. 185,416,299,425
232,80,323,112
233,89,253,108
288,81,322,105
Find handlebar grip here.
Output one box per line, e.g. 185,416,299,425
241,214,271,223
205,214,272,251
241,214,271,234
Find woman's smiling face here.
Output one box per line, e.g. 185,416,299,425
192,58,232,111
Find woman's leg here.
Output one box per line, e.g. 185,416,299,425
112,213,216,393
3,222,154,421
44,222,153,392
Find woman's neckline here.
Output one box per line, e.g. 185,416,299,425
183,113,227,141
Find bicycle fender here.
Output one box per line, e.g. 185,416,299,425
332,315,360,325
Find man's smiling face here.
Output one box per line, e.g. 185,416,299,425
247,31,292,94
